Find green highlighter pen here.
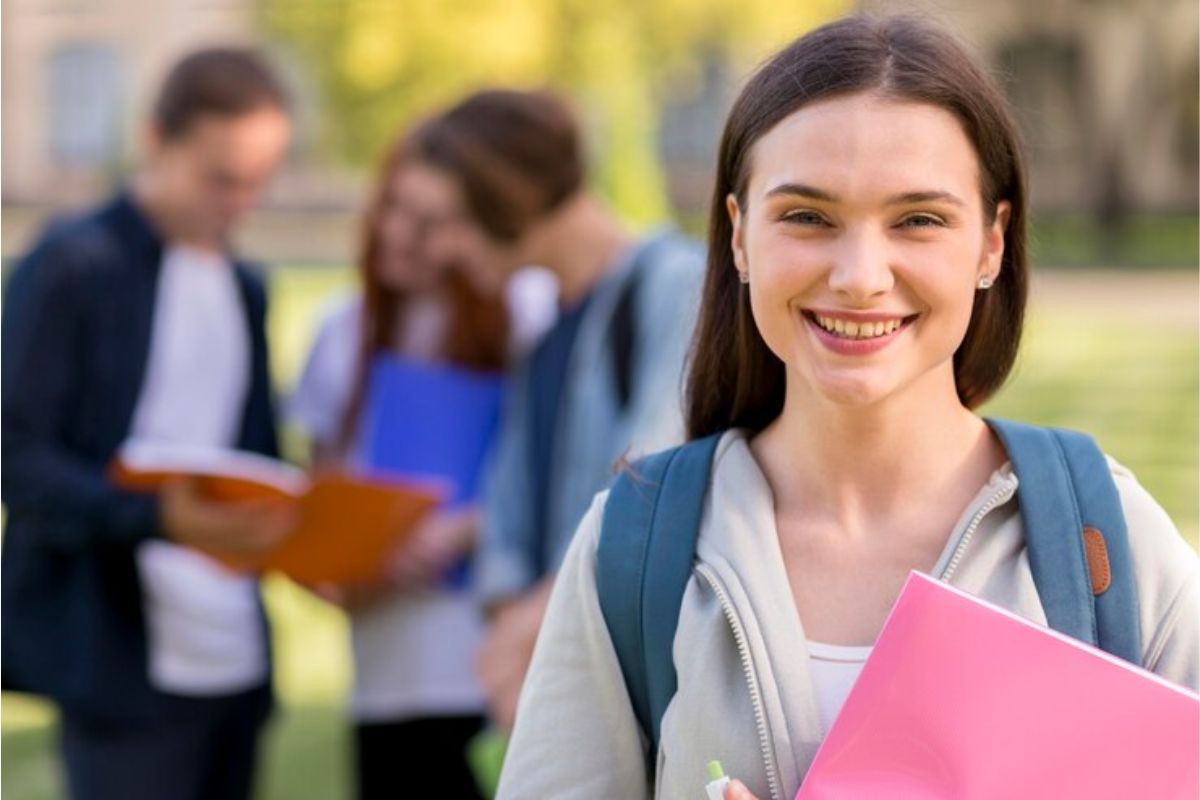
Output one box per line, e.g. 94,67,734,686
705,760,731,800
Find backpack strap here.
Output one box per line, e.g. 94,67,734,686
607,269,639,412
987,418,1142,665
596,434,723,753
598,422,1144,769
606,235,673,414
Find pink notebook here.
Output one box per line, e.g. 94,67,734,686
795,572,1199,800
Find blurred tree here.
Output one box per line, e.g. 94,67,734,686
261,0,846,225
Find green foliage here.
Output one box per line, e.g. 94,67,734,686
261,0,847,225
1031,214,1200,268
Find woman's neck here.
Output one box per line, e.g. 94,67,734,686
536,194,632,307
751,368,1003,529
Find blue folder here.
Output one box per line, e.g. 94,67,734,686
359,355,505,505
357,356,505,589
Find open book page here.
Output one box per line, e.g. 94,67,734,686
111,440,445,583
113,439,308,498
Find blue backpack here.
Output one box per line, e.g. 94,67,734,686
595,418,1142,754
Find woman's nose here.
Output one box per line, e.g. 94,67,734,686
826,227,895,300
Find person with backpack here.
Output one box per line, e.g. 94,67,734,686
495,16,1199,800
404,89,705,732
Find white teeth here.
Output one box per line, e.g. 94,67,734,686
811,314,906,339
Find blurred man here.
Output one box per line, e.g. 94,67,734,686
2,48,292,800
405,89,705,732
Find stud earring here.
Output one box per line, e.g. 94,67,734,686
738,270,750,285
977,275,994,290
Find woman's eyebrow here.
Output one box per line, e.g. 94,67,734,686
885,190,966,207
763,183,966,208
763,182,837,202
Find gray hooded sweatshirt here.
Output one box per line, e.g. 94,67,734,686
498,430,1199,800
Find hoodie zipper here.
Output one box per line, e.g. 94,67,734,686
687,475,1016,799
696,563,784,800
939,478,1018,584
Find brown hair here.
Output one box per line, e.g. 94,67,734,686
410,89,584,242
687,15,1029,439
337,134,511,449
153,47,289,140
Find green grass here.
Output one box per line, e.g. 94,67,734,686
4,266,1195,799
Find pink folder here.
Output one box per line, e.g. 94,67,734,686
795,571,1199,800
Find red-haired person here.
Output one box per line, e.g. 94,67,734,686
288,129,552,800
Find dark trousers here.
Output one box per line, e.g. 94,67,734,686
355,715,485,800
59,684,272,800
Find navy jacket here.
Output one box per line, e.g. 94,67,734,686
1,193,279,723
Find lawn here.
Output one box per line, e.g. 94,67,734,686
3,266,1195,799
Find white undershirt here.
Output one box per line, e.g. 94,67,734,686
807,641,872,733
130,244,267,696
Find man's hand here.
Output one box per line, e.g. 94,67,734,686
159,477,296,554
476,579,554,733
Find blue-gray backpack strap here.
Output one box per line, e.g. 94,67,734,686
986,418,1142,665
595,433,723,753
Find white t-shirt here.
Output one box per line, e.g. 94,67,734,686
289,273,556,721
807,641,872,733
130,244,267,696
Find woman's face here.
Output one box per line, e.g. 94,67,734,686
728,92,1009,409
372,162,458,292
410,167,520,296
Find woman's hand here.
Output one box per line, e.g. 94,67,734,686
388,507,480,590
308,580,393,612
725,779,761,800
308,507,482,612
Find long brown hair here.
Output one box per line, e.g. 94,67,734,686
687,15,1029,440
337,133,510,450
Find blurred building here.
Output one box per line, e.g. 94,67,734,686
861,0,1199,217
3,0,263,204
3,0,1197,261
1,0,360,262
658,0,1198,223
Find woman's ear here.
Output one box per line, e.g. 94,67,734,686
978,200,1011,285
727,193,748,276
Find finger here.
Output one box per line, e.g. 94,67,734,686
311,583,344,606
725,779,760,800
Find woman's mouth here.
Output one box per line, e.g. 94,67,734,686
804,311,918,340
801,310,919,354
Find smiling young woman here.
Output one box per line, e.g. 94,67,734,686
494,15,1198,800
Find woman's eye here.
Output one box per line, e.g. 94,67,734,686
781,210,827,226
899,213,945,228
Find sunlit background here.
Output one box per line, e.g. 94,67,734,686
3,0,1197,797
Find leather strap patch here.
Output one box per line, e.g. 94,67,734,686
1082,527,1112,595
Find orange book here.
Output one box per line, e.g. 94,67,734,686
110,441,445,584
